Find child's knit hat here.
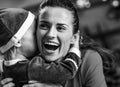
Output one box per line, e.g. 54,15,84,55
0,8,35,53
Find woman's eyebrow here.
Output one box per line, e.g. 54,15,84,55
57,23,70,28
39,20,49,24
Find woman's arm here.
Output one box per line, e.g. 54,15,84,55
0,78,15,87
23,82,62,87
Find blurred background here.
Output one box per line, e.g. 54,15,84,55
0,0,120,87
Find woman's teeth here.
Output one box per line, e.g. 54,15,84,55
44,42,58,46
44,42,59,50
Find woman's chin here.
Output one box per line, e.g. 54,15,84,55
44,55,58,62
42,47,60,61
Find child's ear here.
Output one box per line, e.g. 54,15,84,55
14,41,21,47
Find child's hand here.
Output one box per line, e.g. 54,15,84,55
69,32,81,58
72,32,80,49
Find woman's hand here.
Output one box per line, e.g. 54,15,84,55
0,78,15,87
23,82,62,87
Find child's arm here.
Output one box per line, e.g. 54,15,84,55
28,33,81,85
2,59,29,86
28,48,81,84
2,33,81,85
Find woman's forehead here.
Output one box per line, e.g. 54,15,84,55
39,7,73,25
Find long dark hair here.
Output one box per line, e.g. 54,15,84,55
80,34,116,76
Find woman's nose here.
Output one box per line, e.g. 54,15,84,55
47,26,57,38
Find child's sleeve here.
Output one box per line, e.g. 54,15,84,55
2,59,29,86
28,48,81,85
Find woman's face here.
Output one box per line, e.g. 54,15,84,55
37,7,76,61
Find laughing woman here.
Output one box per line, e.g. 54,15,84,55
24,0,107,87
1,0,107,87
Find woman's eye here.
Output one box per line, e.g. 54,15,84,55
57,26,66,32
39,23,49,30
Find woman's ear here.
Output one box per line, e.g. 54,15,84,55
14,41,21,47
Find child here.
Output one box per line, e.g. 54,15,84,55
0,7,37,87
0,8,81,87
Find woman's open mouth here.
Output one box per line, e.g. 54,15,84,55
44,41,59,51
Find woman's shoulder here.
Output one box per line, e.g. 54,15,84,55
80,49,103,74
79,49,104,85
83,49,102,63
